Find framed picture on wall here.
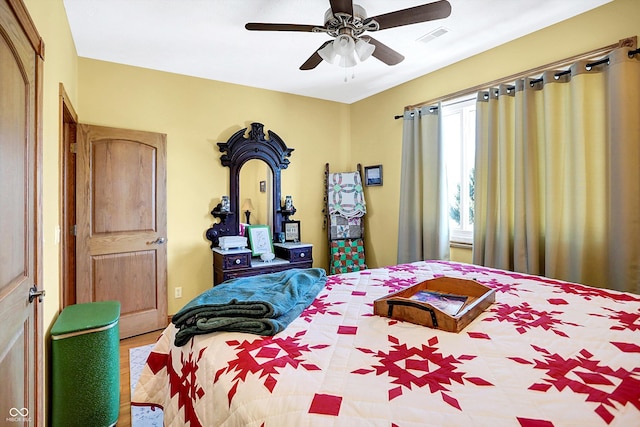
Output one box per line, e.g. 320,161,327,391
246,225,273,256
283,220,301,242
364,165,383,186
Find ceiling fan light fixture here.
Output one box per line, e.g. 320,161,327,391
338,53,357,68
318,43,337,64
355,38,375,61
246,0,453,71
333,34,355,57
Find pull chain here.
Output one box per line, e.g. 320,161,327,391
343,68,356,83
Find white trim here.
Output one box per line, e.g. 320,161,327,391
450,229,473,245
51,321,117,340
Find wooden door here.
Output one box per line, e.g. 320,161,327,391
0,0,44,423
76,124,168,338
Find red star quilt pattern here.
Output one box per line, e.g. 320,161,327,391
133,261,640,426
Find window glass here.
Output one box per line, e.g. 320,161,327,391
442,97,476,244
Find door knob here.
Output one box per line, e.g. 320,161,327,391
147,237,167,245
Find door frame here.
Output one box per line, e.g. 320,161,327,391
60,83,78,308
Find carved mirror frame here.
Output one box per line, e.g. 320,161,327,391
206,122,294,247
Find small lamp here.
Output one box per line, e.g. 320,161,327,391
242,198,254,224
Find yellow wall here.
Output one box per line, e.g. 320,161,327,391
351,0,640,268
77,59,351,313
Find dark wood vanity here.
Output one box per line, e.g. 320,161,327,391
212,243,313,285
206,123,313,285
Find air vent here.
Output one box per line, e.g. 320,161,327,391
417,26,450,44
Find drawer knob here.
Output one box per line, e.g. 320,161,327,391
235,259,241,264
300,253,305,258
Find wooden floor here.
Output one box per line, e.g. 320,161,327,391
117,329,163,427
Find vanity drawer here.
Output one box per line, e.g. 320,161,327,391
223,252,251,269
213,249,251,271
289,247,312,262
274,244,312,263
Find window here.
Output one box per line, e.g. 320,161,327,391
442,97,476,245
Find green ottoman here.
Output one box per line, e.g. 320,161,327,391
51,301,121,427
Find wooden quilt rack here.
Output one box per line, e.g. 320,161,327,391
324,163,367,274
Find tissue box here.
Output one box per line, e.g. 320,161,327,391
219,236,248,250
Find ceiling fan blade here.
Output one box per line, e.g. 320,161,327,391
368,0,452,31
300,41,333,70
329,0,353,16
367,37,404,66
245,23,318,32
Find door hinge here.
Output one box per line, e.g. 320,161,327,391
29,285,46,303
72,225,77,236
70,143,77,154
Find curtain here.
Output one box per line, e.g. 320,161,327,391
473,47,640,294
397,105,450,263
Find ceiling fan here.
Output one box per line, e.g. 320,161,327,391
245,0,452,70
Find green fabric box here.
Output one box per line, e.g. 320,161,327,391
51,301,121,427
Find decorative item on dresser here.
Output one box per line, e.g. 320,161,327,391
246,225,274,256
283,220,301,242
207,123,313,285
280,195,296,222
220,195,230,212
242,198,254,224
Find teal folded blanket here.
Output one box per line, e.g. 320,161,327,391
172,268,327,346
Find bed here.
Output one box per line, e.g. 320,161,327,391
132,261,640,426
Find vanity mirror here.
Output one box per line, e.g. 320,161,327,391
206,123,313,285
240,159,272,226
206,122,293,248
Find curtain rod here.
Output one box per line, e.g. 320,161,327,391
527,46,640,86
394,36,637,120
394,107,437,120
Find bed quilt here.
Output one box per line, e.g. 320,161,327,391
132,261,640,426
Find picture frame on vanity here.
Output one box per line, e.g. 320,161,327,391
364,165,383,186
246,225,273,256
283,220,300,242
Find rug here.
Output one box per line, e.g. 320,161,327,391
129,344,164,427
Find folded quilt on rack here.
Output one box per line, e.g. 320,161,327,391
172,268,327,346
330,238,367,274
330,214,362,239
327,171,366,219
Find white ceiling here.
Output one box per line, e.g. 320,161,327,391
62,0,610,104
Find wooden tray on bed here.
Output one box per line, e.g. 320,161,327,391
373,277,495,333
